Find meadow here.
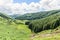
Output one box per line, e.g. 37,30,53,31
0,17,31,40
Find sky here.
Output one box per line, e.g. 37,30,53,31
13,0,40,4
0,0,60,15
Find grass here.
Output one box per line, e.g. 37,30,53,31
0,17,32,40
31,26,60,40
0,24,31,40
33,33,60,40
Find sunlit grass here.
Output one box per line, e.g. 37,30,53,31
0,17,31,40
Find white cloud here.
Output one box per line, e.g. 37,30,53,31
0,0,60,15
39,0,60,10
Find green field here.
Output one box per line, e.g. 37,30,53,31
0,17,32,40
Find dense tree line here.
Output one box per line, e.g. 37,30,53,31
27,13,60,33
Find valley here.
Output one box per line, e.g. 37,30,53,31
0,10,60,40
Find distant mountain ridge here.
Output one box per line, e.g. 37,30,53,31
0,9,60,20
15,10,60,20
0,13,11,19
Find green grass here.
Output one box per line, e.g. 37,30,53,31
0,24,31,40
0,17,32,40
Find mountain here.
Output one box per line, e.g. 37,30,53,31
15,10,60,20
0,12,11,19
9,14,21,18
28,13,60,33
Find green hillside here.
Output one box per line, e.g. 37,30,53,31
0,13,11,19
28,13,60,33
15,10,60,20
0,13,31,40
27,12,60,40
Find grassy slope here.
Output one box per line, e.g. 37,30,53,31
28,26,60,40
33,33,60,40
0,17,31,40
28,13,60,40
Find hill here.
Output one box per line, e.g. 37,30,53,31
0,13,11,19
27,13,60,33
15,10,60,20
0,13,31,40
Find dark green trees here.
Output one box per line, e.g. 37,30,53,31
28,13,60,33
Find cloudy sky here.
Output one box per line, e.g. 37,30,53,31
0,0,60,15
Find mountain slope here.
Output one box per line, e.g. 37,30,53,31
0,13,31,40
15,10,60,20
28,13,60,33
0,13,11,19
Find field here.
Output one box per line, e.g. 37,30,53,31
0,17,32,40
